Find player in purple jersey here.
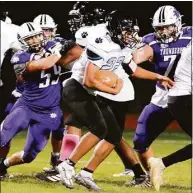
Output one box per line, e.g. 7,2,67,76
122,5,192,183
33,14,64,171
0,22,66,178
33,14,83,172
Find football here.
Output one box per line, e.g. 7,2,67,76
95,70,118,88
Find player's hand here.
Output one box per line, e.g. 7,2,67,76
113,78,123,94
48,42,63,57
157,75,174,89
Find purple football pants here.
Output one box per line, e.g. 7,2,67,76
134,103,174,153
0,99,63,162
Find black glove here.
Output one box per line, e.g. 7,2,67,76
60,40,76,56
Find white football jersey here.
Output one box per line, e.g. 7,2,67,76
70,24,134,102
0,21,20,86
150,87,168,108
151,42,192,107
168,43,192,96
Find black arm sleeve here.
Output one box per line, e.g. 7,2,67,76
122,63,134,75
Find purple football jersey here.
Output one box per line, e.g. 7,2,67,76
11,41,62,110
142,26,192,88
15,80,24,94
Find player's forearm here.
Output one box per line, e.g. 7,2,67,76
57,45,83,67
26,54,61,72
84,78,121,95
131,66,162,81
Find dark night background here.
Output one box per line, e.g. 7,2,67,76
0,1,192,113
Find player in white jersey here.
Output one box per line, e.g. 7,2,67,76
69,7,143,180
149,42,192,191
0,16,21,123
57,10,174,191
67,7,149,182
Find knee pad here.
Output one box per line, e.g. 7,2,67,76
52,127,64,141
22,151,35,163
59,134,80,161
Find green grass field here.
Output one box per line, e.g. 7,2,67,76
1,131,192,193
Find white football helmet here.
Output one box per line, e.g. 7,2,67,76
152,5,182,43
18,22,44,52
33,14,57,29
33,14,57,40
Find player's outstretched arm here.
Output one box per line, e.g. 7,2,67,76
57,41,83,67
26,54,61,72
132,45,154,64
131,65,174,88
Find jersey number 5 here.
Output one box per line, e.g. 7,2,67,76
39,65,61,88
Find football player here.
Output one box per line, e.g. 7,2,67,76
33,14,83,172
0,13,20,124
33,14,59,43
57,11,173,191
0,22,81,178
149,42,192,191
70,6,141,179
129,5,192,182
33,14,66,172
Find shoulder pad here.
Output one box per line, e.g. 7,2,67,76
75,26,91,39
75,26,91,47
44,41,58,50
181,26,192,37
87,26,120,53
95,23,109,34
142,33,157,45
11,51,31,64
54,36,64,43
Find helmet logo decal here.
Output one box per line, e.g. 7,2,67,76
174,9,180,18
